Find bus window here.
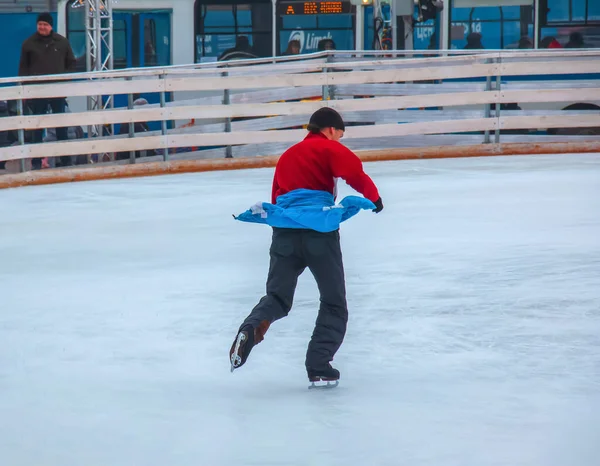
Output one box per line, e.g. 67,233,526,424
449,4,533,49
544,0,573,23
541,0,600,23
414,18,437,50
144,20,157,67
113,20,128,69
140,14,171,67
540,0,600,48
194,1,273,61
66,2,87,72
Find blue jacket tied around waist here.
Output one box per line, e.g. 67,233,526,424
234,189,376,233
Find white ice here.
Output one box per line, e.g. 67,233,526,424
1,154,599,466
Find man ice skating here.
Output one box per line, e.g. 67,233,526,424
230,107,383,386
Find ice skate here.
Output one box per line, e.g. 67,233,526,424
307,364,340,389
229,321,270,372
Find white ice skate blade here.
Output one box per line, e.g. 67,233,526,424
308,380,339,390
230,332,247,373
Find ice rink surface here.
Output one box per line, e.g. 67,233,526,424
1,153,599,466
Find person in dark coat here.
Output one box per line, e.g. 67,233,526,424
464,32,484,49
317,38,336,51
229,108,383,385
565,32,585,48
19,12,77,169
116,98,153,161
218,36,258,61
283,40,301,56
518,36,533,49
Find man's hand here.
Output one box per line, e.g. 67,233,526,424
373,197,383,213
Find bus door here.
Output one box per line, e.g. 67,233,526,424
112,11,172,131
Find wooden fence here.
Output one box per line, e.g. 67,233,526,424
1,49,599,176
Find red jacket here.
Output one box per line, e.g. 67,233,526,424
272,133,380,204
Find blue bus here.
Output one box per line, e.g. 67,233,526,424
0,1,598,79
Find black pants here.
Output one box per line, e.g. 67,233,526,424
242,227,348,371
28,98,70,169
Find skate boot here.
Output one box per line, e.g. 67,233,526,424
307,364,340,389
229,320,270,372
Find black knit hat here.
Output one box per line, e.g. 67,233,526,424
307,108,345,132
37,12,53,27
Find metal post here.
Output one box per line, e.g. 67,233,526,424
322,54,334,101
84,0,94,142
127,79,135,164
391,0,397,52
106,0,114,143
223,69,232,158
356,5,364,50
484,59,491,144
95,0,101,69
17,98,25,172
495,58,502,144
322,64,330,101
441,0,450,53
533,0,540,49
160,74,168,161
271,0,277,57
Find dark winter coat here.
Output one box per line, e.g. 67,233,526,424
218,48,258,61
18,32,76,77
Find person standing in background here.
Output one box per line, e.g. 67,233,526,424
19,12,77,169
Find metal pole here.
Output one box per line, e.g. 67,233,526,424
495,58,501,144
356,4,364,50
391,0,397,51
223,69,232,158
272,0,277,58
160,74,168,161
17,98,25,172
484,59,491,144
94,0,102,138
106,0,114,71
127,77,135,164
322,54,335,101
84,0,94,141
441,0,450,53
95,0,101,71
322,60,330,101
83,0,113,137
533,0,540,49
105,0,114,141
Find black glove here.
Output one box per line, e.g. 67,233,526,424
373,197,383,213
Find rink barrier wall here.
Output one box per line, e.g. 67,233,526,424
3,114,600,162
1,49,600,175
2,87,600,134
1,141,599,190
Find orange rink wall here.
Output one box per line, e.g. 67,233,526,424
1,141,599,190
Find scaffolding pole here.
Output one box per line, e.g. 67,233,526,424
79,0,113,138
